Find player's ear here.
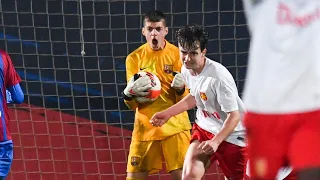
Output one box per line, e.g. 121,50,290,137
201,48,207,56
164,27,168,35
142,27,145,36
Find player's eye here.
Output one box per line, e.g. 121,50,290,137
147,27,153,31
156,27,161,32
180,51,187,54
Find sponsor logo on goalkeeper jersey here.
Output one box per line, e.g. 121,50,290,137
140,62,156,71
163,64,173,74
277,3,320,27
131,156,141,166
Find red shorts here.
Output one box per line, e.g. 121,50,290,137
244,110,320,179
284,171,297,180
191,123,247,180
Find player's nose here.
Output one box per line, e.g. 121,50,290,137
184,54,190,62
151,29,157,35
151,29,159,36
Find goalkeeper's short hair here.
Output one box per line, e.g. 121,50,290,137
143,10,167,26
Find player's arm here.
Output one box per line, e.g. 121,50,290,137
212,80,240,144
150,94,196,127
1,50,24,104
122,56,151,110
212,110,240,145
161,94,196,117
7,84,24,104
198,79,240,154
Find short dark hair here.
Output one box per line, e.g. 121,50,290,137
143,10,167,26
175,25,209,51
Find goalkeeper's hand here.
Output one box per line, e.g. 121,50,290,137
123,74,152,99
171,72,185,95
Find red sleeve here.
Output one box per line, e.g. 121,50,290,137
0,50,22,88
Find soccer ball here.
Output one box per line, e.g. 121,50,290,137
134,71,161,103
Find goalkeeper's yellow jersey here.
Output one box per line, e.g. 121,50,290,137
124,40,191,141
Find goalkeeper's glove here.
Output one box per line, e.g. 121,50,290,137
171,72,185,95
122,74,152,100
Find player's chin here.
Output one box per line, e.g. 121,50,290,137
151,45,160,50
150,42,160,50
183,63,192,69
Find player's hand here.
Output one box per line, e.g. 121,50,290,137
123,74,152,97
197,140,219,155
149,111,171,127
171,72,185,91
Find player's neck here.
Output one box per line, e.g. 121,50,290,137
191,57,206,76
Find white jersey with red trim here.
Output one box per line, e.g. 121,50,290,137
182,58,246,147
242,0,320,113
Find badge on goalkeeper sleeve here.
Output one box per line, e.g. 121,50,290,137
122,74,152,100
171,72,185,95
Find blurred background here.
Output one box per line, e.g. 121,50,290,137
0,0,249,179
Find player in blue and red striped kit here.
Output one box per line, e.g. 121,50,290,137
0,50,24,180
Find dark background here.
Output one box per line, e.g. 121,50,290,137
0,0,249,129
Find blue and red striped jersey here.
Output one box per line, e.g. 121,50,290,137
0,50,22,141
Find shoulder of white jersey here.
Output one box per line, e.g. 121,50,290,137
206,58,232,78
206,58,237,88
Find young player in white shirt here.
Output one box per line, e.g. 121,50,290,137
242,0,320,179
150,25,247,180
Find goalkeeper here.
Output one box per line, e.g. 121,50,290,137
121,10,191,180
